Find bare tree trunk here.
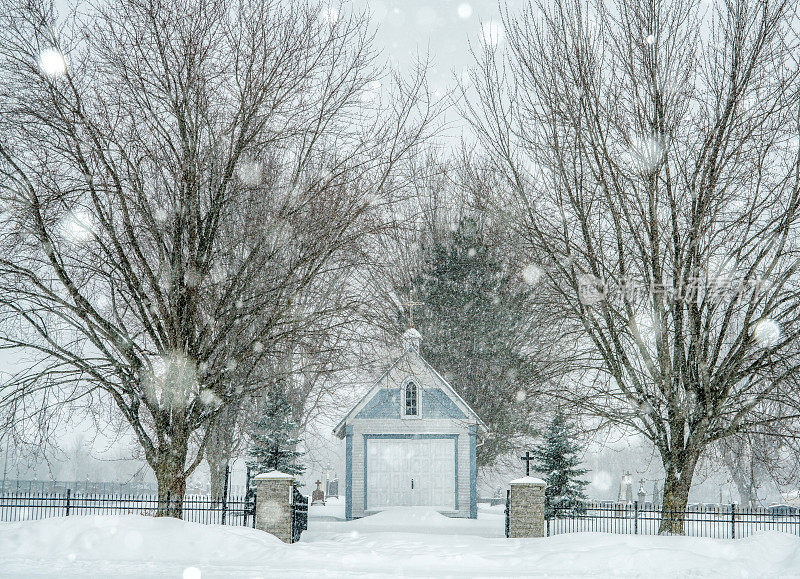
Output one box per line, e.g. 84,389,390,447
205,404,238,503
153,443,189,518
659,450,699,535
718,434,771,508
731,472,754,508
208,455,228,504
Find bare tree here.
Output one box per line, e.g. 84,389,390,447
204,320,358,500
713,432,773,507
0,0,434,515
464,0,800,532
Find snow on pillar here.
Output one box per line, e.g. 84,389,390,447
254,471,295,543
508,477,546,538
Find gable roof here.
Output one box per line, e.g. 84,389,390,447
333,346,489,438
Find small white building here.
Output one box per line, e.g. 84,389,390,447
333,329,488,519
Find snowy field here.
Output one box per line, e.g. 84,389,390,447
1,501,800,577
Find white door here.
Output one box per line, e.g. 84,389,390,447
366,438,456,510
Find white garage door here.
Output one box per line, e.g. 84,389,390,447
366,438,456,510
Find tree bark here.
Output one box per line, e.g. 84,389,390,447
205,404,238,503
208,454,228,504
150,424,193,518
659,450,700,535
154,451,188,518
729,462,756,508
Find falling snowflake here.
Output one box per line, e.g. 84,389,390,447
145,352,199,409
646,34,655,45
577,273,607,305
38,48,67,78
259,500,282,524
153,207,169,223
627,134,664,174
753,318,780,348
237,160,262,186
457,3,473,19
199,388,221,408
515,390,526,402
522,263,544,286
59,209,95,243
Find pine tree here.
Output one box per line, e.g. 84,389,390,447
531,412,589,517
247,391,305,481
405,216,542,465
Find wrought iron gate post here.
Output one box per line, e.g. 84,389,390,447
290,485,309,543
504,489,510,538
634,501,638,534
221,465,229,525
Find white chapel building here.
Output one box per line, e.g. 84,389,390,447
334,329,488,519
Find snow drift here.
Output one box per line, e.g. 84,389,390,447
1,510,800,577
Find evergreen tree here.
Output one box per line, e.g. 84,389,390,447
405,216,543,465
247,391,305,480
531,412,589,517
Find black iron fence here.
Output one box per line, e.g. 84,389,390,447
0,491,256,527
547,501,800,538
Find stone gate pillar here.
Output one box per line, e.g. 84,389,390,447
254,471,295,543
508,477,546,538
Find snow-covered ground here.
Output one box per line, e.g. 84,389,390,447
1,500,799,577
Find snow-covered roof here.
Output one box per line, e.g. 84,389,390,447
253,470,295,480
403,328,422,340
332,345,489,438
510,476,546,485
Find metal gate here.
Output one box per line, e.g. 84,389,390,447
291,485,308,543
504,489,510,538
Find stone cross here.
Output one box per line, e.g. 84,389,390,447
520,451,535,476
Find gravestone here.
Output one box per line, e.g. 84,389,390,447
326,478,339,498
618,471,633,504
311,480,325,506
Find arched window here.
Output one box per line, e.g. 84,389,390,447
404,381,418,416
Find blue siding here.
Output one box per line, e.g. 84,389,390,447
345,426,353,520
355,387,466,419
424,388,466,418
356,388,401,419
469,425,477,519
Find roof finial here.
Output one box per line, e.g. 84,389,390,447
402,328,422,351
